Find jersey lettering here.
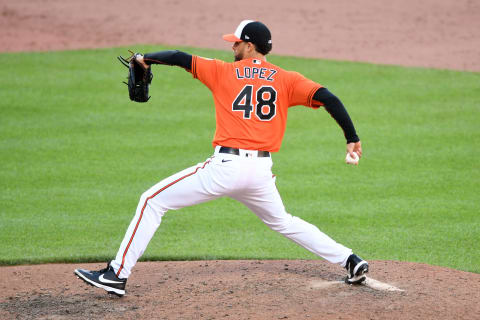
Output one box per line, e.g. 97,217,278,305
232,85,277,121
235,67,277,82
256,86,277,121
266,69,277,81
232,85,254,119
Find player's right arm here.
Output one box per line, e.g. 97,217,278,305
288,71,362,158
137,50,193,71
312,88,362,158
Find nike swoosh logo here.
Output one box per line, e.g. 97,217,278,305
222,159,232,163
99,274,124,284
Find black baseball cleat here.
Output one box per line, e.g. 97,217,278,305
345,254,369,284
74,263,127,297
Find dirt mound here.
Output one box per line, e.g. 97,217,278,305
1,260,479,319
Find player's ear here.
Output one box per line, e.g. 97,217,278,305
247,42,255,53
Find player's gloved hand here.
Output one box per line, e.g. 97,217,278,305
134,54,150,70
117,51,153,103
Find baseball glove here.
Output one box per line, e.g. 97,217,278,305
118,51,153,102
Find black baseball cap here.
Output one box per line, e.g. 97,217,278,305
223,20,272,54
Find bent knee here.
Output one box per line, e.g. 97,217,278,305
138,191,168,217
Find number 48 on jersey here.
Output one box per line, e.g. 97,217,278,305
232,85,277,121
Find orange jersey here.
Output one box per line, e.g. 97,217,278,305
191,56,322,152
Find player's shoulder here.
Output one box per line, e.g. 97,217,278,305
193,56,228,74
195,55,224,64
282,69,310,83
268,64,306,84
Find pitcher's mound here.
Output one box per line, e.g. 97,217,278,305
1,260,479,319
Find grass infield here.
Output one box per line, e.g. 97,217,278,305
0,46,479,273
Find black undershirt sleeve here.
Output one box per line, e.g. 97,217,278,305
312,87,360,143
143,50,192,71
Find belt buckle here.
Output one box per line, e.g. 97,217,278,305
245,151,254,158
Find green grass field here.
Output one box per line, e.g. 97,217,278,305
1,46,479,273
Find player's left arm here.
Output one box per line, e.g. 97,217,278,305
136,52,219,91
312,88,362,158
135,50,193,71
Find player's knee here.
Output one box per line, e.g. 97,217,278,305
139,192,149,205
138,192,168,216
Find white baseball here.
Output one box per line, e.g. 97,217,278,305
345,151,359,165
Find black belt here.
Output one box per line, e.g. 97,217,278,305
219,146,270,157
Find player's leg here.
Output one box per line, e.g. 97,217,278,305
232,169,368,283
110,157,225,279
75,158,223,295
74,152,249,295
231,171,352,265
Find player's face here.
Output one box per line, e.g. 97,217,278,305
233,41,247,61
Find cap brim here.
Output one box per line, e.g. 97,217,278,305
222,34,242,42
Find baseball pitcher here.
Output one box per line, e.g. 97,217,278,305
74,20,368,297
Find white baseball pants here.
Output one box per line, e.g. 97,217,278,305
111,146,352,278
